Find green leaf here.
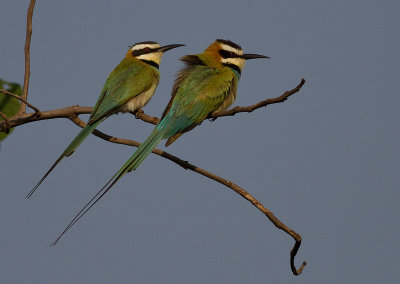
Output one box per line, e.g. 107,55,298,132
0,78,22,141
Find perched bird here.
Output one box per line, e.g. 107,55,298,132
27,41,184,198
51,39,269,245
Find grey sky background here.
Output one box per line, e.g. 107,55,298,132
1,0,399,283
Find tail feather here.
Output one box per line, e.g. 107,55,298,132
51,173,120,246
50,128,165,245
26,155,65,199
63,120,102,157
127,128,165,172
26,121,101,199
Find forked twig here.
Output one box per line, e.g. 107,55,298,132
0,105,92,132
0,112,11,133
0,89,40,113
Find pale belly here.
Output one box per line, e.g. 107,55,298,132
119,83,157,113
215,91,236,112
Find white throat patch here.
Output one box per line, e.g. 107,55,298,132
137,52,163,63
221,57,245,70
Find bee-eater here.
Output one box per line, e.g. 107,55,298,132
51,39,268,245
27,41,184,198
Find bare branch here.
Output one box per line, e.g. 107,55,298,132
131,79,306,124
0,112,11,133
1,79,305,133
291,240,307,275
0,105,92,131
210,78,306,119
20,0,36,114
0,89,41,113
132,109,159,125
68,115,307,275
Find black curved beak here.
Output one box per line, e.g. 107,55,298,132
242,53,270,60
158,44,185,53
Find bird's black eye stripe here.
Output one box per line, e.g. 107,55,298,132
131,47,155,57
219,49,239,58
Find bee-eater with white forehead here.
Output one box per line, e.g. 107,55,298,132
51,39,268,245
27,41,184,198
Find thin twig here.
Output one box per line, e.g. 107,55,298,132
0,105,92,132
20,0,36,114
131,109,159,125
0,88,40,113
1,80,305,133
210,78,306,119
69,115,307,275
0,112,11,133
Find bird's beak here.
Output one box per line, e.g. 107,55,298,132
241,53,270,60
158,44,185,52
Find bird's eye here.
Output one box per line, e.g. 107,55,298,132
144,47,151,53
218,50,237,58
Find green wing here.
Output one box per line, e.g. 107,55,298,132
159,65,238,145
89,58,158,124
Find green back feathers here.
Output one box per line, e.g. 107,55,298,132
89,58,159,124
158,56,239,145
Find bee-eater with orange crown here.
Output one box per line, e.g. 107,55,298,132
27,41,184,198
51,39,268,245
